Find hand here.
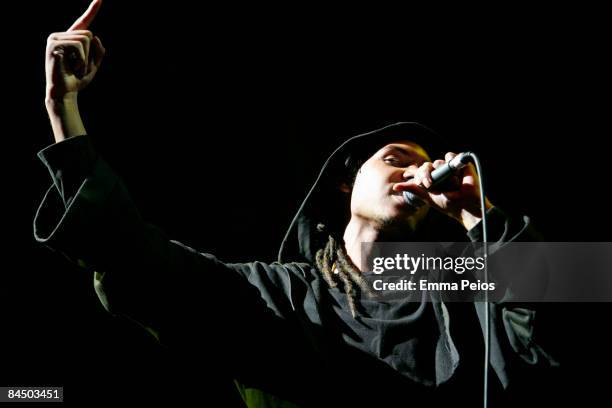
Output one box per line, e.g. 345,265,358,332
45,0,105,102
393,152,493,230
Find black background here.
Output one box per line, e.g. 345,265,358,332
4,0,611,405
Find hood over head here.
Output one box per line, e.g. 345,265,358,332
277,122,454,264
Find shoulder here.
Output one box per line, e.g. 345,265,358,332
228,261,324,316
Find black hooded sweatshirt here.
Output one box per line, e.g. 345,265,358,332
34,124,557,407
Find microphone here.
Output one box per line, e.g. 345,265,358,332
402,152,473,207
427,151,473,188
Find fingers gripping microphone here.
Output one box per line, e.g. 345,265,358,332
428,151,473,188
402,152,473,207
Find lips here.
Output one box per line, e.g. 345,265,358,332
391,180,428,209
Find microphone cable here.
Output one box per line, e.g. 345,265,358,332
467,152,490,408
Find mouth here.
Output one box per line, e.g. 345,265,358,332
401,190,427,208
391,180,428,209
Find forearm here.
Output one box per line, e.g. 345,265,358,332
45,92,87,143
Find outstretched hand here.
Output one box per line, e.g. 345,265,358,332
45,0,105,101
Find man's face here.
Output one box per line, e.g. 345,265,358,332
348,140,431,230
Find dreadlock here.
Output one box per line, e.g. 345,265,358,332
315,234,376,318
311,146,385,318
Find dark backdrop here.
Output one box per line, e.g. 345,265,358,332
4,0,611,405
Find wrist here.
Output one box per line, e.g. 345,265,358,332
44,91,86,143
460,198,493,231
45,91,78,111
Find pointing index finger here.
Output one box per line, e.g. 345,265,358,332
68,0,103,31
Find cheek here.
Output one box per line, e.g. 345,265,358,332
360,163,397,188
351,167,389,201
349,174,369,209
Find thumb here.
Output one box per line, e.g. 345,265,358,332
50,49,68,82
46,50,70,99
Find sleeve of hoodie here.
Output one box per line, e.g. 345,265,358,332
33,136,313,378
465,207,559,391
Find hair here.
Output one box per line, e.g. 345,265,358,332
315,235,376,318
312,151,376,318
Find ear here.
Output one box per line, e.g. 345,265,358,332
339,182,351,194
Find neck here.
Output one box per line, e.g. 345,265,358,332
342,215,423,272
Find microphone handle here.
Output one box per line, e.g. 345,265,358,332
428,152,472,188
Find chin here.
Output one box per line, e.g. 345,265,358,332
388,204,429,228
381,207,418,224
391,196,426,215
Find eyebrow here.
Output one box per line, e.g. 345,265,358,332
383,146,416,156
